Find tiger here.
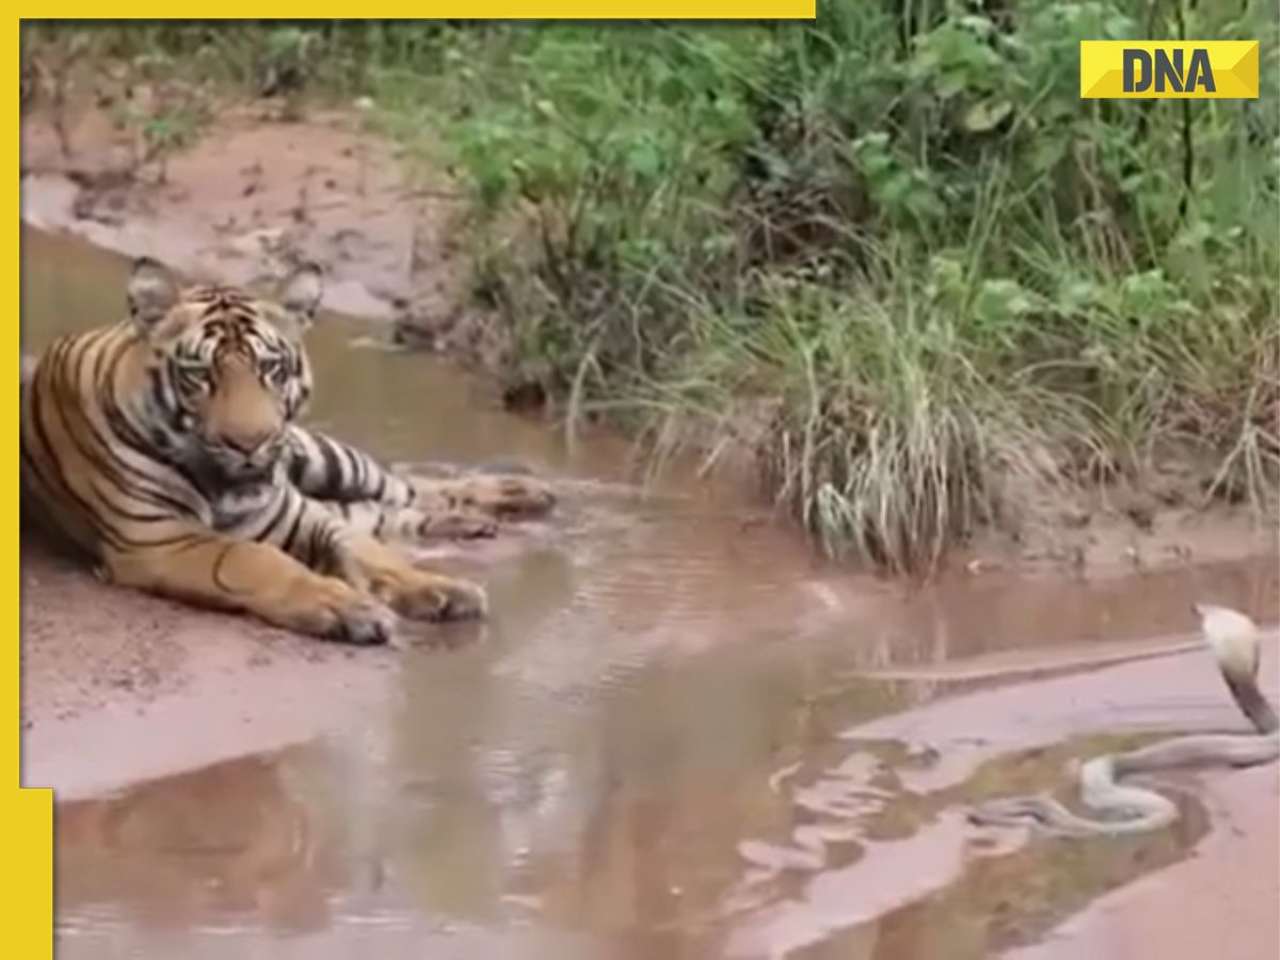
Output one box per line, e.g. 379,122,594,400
19,256,556,645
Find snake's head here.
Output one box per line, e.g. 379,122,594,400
1193,602,1260,682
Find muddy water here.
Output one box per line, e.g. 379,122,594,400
21,227,1279,960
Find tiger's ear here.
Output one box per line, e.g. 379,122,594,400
278,262,324,329
127,257,181,332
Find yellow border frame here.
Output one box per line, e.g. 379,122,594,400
24,4,815,19
11,17,52,954
10,11,815,954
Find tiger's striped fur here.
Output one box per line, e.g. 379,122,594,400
20,257,554,644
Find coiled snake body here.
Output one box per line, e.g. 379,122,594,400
969,603,1279,836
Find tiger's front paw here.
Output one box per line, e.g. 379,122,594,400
418,473,557,520
429,577,488,621
296,576,397,645
371,568,489,623
416,510,499,541
481,474,557,518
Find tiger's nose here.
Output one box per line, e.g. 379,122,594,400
224,427,278,456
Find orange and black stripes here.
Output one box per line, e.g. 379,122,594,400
21,273,439,590
18,260,505,643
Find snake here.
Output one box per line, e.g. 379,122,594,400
968,603,1279,836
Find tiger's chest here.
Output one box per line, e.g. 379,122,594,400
208,477,287,532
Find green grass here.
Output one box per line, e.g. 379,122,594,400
22,8,1280,572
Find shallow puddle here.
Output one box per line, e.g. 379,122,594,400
21,226,1278,959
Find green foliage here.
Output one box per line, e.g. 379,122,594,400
397,3,1274,569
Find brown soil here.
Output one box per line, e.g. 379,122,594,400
20,90,508,369
21,529,401,800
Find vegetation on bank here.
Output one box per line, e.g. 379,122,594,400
23,7,1280,572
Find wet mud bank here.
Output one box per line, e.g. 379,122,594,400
21,98,502,368
23,106,420,317
21,530,401,801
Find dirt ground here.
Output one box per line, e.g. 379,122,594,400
20,530,401,800
21,92,508,369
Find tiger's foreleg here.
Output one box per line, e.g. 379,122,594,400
103,531,398,645
405,470,557,521
323,529,489,623
271,492,488,623
319,500,498,542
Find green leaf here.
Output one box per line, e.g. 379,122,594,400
625,140,662,179
657,74,685,106
962,98,1012,133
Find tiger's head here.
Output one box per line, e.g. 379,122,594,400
126,257,323,482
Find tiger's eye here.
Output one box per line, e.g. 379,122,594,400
261,358,287,384
177,364,209,390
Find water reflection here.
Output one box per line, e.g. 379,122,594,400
57,745,350,936
722,735,1209,960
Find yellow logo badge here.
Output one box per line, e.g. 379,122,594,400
1080,41,1259,99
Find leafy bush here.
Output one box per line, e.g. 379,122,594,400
399,4,1276,568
